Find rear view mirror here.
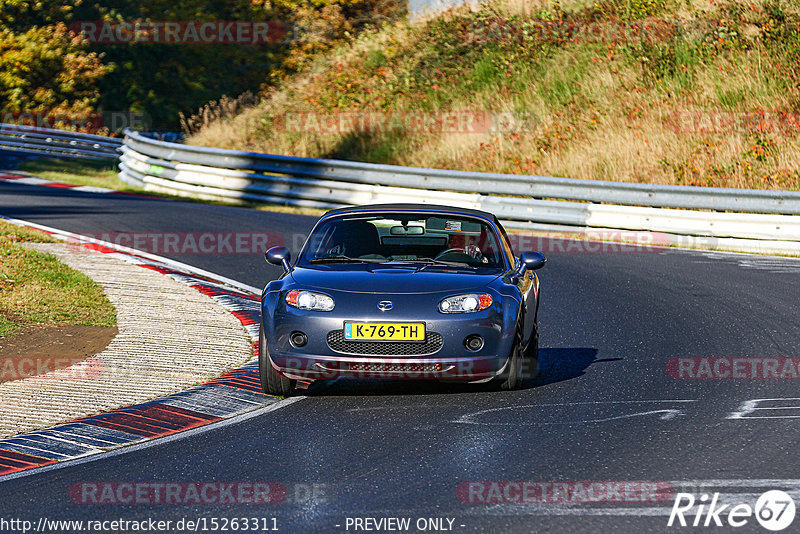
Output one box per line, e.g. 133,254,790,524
390,225,424,235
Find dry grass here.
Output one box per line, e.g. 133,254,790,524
186,0,800,191
180,92,260,137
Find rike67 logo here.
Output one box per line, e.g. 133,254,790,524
668,490,796,531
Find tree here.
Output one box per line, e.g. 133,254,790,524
0,23,108,130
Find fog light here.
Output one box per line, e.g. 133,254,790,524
290,331,308,348
464,335,484,352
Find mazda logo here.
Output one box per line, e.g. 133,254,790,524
377,300,393,311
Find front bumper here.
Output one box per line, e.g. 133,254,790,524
272,352,510,382
262,291,517,382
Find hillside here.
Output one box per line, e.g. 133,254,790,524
187,0,800,190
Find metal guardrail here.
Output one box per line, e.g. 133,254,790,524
117,129,800,252
1,123,796,254
120,129,800,215
0,123,122,160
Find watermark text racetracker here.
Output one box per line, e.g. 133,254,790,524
0,110,151,133
457,480,674,504
65,232,287,255
277,357,522,380
1,356,101,382
668,357,800,379
69,481,326,505
272,110,537,135
507,231,671,254
70,21,287,45
464,17,683,45
665,109,800,135
70,482,284,505
64,230,720,258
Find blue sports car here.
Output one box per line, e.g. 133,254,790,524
259,204,545,395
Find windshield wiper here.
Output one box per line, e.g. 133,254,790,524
309,255,386,264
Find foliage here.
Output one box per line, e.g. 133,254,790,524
0,0,403,130
0,0,77,31
0,23,107,128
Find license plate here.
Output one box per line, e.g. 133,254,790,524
344,322,425,341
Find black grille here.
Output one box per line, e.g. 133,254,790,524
327,330,443,356
347,362,446,373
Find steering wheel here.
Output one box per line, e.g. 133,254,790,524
435,245,484,262
435,247,468,259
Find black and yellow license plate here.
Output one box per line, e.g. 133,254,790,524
344,322,425,341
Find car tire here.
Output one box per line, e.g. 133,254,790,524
259,322,295,397
524,322,540,382
498,322,524,391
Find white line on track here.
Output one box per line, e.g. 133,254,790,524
453,400,697,425
0,216,261,295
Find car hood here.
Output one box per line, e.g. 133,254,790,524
289,265,502,294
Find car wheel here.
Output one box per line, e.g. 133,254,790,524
259,322,296,397
498,323,524,391
524,322,540,382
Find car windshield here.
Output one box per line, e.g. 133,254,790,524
298,213,507,269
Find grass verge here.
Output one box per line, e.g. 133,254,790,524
0,220,116,337
17,159,134,192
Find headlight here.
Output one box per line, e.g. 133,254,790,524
438,293,492,313
285,290,335,311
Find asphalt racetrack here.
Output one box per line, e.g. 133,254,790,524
2,180,800,533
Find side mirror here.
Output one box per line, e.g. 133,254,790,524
266,246,292,273
520,251,546,271
511,251,546,282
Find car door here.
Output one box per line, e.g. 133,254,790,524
497,221,538,348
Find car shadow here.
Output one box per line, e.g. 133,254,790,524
302,347,607,397
530,347,607,388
